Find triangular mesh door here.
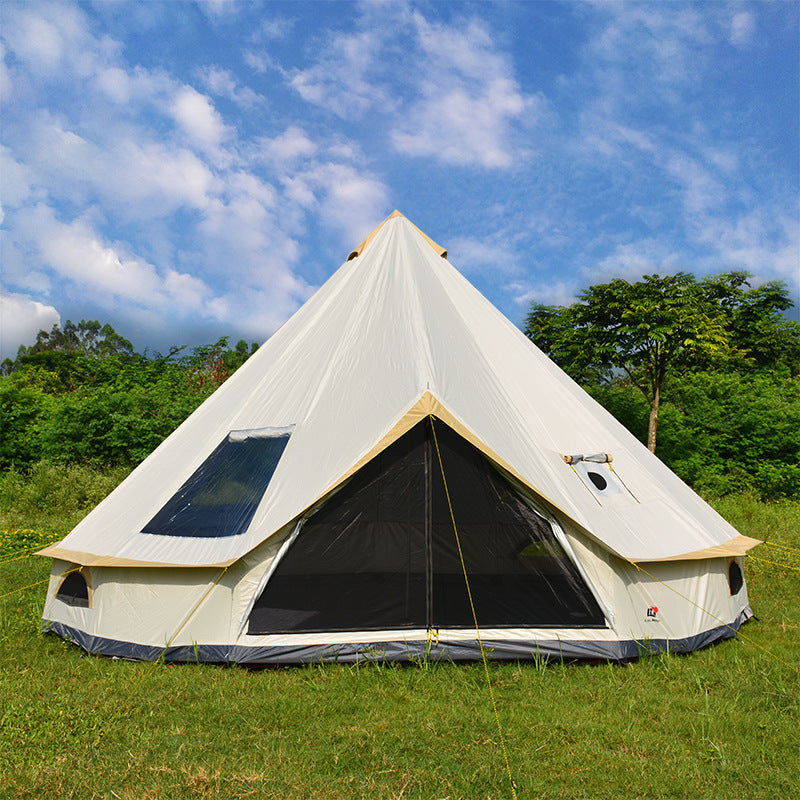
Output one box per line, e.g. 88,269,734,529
248,419,604,634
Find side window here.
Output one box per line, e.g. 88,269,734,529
142,427,292,538
56,569,90,608
728,559,744,596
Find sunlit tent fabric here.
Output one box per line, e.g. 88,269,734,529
38,211,759,664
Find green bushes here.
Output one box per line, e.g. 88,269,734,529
35,385,202,466
0,328,256,472
0,376,202,470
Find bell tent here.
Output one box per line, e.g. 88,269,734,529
39,211,758,664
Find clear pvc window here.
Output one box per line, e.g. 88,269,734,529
142,427,291,538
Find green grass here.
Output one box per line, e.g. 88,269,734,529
1,472,798,799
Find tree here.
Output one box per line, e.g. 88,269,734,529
526,273,730,452
20,319,134,357
699,271,800,375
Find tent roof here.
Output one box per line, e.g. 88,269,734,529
41,212,751,567
348,210,447,261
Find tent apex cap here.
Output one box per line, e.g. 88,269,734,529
347,211,447,261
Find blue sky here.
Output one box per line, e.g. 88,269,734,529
1,0,798,360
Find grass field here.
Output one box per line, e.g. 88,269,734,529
1,467,798,799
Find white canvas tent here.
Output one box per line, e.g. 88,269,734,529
39,211,759,664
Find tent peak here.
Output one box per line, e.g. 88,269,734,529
347,211,447,261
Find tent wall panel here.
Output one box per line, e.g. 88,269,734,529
44,566,236,649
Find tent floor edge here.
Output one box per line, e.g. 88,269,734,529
42,608,752,666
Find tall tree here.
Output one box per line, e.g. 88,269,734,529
20,320,134,358
699,271,800,375
526,273,730,452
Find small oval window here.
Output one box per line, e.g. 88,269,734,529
728,560,744,596
587,471,608,491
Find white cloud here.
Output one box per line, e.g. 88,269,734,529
563,3,797,311
700,143,739,175
14,204,214,313
0,291,60,360
729,11,756,47
512,280,580,309
3,5,69,75
574,114,660,162
285,162,388,246
587,4,712,91
288,27,392,117
3,5,229,224
196,0,238,18
204,286,308,340
315,165,388,244
257,126,318,165
448,229,527,278
693,207,800,285
0,230,51,295
392,13,542,168
198,66,263,108
251,17,295,41
18,114,216,219
96,66,131,104
199,190,290,280
196,152,387,274
281,175,317,209
249,126,389,247
587,241,682,284
0,146,33,210
0,42,12,102
109,139,216,214
24,207,161,302
511,238,686,309
102,64,175,108
391,77,536,168
162,269,214,312
2,1,120,83
170,86,232,161
282,7,541,169
0,5,376,344
243,49,278,74
665,154,726,216
449,236,503,273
